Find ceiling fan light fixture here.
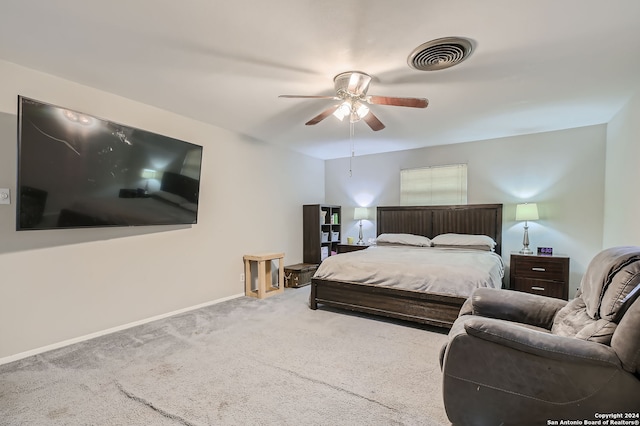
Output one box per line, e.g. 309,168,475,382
333,101,370,123
334,71,372,95
355,102,369,119
280,70,428,131
348,73,361,89
333,101,351,121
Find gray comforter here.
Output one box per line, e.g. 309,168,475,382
313,245,504,298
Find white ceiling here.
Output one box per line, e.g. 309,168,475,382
1,1,639,160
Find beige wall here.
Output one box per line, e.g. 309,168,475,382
325,126,608,298
604,92,640,246
0,60,325,360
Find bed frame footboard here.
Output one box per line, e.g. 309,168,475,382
310,278,465,328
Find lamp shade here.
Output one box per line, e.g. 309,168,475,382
354,207,369,220
515,203,539,221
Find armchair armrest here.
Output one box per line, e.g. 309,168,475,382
470,288,567,329
463,317,621,367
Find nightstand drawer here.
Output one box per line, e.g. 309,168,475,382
513,277,566,299
511,256,567,281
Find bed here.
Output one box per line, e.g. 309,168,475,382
310,204,503,328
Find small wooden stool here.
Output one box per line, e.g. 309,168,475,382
243,253,285,299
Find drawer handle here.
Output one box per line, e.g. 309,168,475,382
531,267,546,272
531,286,545,291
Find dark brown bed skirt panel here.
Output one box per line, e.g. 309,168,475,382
310,279,466,328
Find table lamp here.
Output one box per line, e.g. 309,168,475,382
354,207,369,245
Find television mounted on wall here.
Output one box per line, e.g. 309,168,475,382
16,96,203,230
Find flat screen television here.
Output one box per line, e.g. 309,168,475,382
16,96,203,230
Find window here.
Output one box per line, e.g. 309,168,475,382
400,164,467,205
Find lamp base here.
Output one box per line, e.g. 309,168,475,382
357,220,364,245
520,223,533,255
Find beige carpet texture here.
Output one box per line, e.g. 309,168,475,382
0,286,451,425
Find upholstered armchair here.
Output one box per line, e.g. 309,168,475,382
439,246,640,426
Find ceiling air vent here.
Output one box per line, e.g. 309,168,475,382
408,37,474,71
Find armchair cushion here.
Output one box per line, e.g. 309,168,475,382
579,246,640,320
611,295,640,374
602,265,640,321
463,316,621,367
466,287,566,329
551,298,618,344
551,248,640,345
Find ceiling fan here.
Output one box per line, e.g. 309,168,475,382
279,71,428,131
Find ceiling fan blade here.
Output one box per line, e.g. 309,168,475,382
363,111,385,131
305,105,340,126
367,95,429,108
279,95,338,100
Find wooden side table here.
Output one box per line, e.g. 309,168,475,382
243,252,285,299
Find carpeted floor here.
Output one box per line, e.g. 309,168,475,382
0,286,451,425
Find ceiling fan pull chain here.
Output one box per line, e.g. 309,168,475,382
349,121,355,177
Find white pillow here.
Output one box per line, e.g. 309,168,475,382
376,233,432,247
431,233,496,250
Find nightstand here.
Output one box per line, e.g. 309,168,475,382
510,253,570,300
337,244,370,254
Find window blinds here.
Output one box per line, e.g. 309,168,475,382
400,164,468,205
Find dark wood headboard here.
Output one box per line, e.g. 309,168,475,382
376,204,503,255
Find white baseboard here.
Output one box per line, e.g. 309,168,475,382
0,292,245,366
